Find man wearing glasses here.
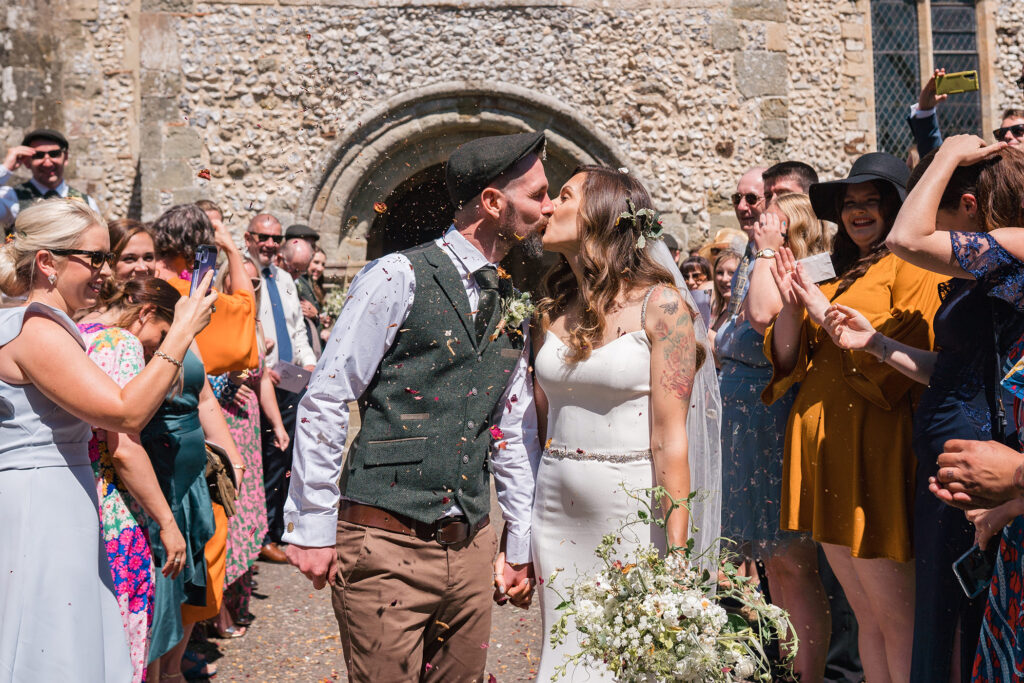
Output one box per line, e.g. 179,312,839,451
245,213,317,564
0,129,98,234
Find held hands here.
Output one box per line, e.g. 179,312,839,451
233,382,257,409
919,68,948,111
285,544,338,590
822,303,878,351
300,300,318,319
928,439,1024,510
752,212,787,252
492,551,535,609
3,146,37,172
966,499,1022,550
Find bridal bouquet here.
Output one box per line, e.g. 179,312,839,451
548,488,795,682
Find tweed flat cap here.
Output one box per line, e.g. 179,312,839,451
22,128,69,150
285,223,319,241
445,130,546,207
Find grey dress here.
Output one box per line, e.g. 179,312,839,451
0,303,132,683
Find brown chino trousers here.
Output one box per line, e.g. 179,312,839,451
331,519,497,682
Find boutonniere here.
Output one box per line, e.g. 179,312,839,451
490,290,535,341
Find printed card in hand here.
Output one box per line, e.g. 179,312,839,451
273,361,311,393
798,252,837,284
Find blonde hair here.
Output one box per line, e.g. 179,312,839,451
771,193,832,260
0,199,106,297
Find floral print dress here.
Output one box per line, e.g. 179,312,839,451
210,360,268,617
79,322,154,683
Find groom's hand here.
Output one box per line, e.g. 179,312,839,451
285,544,337,590
492,551,535,609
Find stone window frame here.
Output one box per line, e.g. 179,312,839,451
867,0,1000,154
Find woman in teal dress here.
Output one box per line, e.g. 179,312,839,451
141,349,217,667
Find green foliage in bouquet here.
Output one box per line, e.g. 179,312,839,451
321,284,350,322
547,487,796,682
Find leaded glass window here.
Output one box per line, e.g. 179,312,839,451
871,0,920,156
931,0,981,136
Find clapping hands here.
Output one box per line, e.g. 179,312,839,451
768,247,830,323
822,303,878,351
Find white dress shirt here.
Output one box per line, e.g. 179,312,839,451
282,227,541,564
258,263,317,368
0,166,99,230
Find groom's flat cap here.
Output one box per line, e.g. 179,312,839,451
445,130,546,208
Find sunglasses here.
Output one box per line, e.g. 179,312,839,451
994,124,1024,140
31,149,65,160
731,192,763,207
50,248,117,269
249,232,283,244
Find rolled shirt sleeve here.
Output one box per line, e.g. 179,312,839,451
490,323,540,565
281,254,415,547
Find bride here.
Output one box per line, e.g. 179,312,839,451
530,166,722,681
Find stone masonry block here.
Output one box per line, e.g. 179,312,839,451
760,97,788,119
710,20,741,51
765,22,787,52
139,13,181,72
164,126,204,159
141,0,193,11
761,118,788,141
142,96,181,122
735,51,787,98
154,159,193,188
732,0,787,23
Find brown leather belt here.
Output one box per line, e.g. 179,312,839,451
338,500,489,547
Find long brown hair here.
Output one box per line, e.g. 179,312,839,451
102,277,181,329
537,166,700,365
830,179,903,295
976,146,1024,232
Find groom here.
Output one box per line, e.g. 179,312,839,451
283,130,550,681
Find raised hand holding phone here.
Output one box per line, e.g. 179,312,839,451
190,244,218,297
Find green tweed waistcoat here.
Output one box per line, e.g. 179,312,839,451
342,240,524,526
14,182,91,211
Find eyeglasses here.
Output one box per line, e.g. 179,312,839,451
731,192,763,207
248,232,283,244
50,248,117,269
994,124,1024,140
31,149,65,160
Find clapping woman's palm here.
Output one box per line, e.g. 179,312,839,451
823,303,877,350
769,248,802,309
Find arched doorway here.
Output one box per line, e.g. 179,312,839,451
295,81,633,283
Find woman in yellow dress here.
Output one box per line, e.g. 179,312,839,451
763,153,945,683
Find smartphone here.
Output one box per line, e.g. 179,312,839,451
190,244,218,296
936,70,980,96
952,543,994,599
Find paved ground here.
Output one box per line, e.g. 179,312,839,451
203,558,542,682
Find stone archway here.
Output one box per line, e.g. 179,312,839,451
295,81,631,269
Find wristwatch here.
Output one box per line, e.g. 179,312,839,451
755,248,777,259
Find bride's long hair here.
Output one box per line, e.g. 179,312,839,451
538,166,703,366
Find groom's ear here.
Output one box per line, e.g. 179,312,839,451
479,186,505,221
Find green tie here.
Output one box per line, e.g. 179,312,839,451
473,266,500,345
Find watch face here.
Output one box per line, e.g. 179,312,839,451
759,249,776,258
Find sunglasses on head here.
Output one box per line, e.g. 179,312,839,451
994,124,1024,140
249,231,283,244
50,248,117,269
31,149,65,160
731,192,763,207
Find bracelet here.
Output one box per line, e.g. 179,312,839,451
878,337,891,363
233,464,247,472
153,350,183,370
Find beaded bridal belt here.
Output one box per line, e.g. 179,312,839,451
543,446,653,463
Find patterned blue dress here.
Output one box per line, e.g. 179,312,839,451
717,251,804,559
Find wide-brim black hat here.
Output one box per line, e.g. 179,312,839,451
22,128,69,150
809,152,909,224
445,130,546,208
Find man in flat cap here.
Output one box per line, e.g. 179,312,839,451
1,129,99,234
284,130,550,680
284,222,320,247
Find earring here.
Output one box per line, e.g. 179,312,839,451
47,273,56,285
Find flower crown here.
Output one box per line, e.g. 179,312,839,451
615,198,664,248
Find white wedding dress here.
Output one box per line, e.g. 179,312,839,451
531,282,722,682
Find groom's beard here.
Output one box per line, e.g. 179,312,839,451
519,232,544,260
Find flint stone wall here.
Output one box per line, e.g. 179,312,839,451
0,0,1016,259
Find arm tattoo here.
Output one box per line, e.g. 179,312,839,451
654,301,696,401
659,300,680,315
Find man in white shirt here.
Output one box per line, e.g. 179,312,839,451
283,131,550,681
244,213,317,563
0,129,99,234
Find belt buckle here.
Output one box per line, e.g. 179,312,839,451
435,516,469,547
